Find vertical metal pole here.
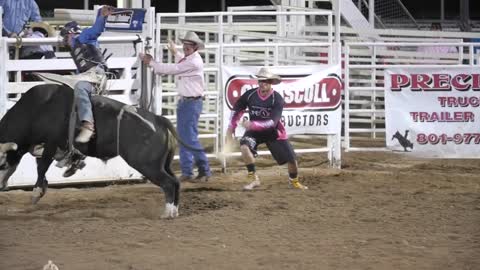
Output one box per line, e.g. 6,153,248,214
218,13,226,172
371,45,377,139
333,0,342,64
0,38,7,118
276,5,287,62
440,0,445,21
330,2,343,167
226,10,234,65
143,0,151,8
264,38,269,66
148,7,156,114
469,44,474,66
459,43,464,65
154,12,163,115
140,8,155,112
369,0,375,28
179,0,186,26
0,7,8,118
460,0,470,31
274,44,279,66
84,0,89,10
328,14,333,64
130,0,150,8
0,6,3,37
344,44,351,151
221,0,226,11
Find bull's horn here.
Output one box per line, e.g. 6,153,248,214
0,142,18,152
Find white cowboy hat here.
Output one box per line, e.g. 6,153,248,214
252,67,282,85
29,22,56,37
179,31,205,50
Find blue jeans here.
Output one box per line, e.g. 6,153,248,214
74,81,94,123
176,98,211,177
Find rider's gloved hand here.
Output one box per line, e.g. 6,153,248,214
101,5,115,17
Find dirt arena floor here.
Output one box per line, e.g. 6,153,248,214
1,142,479,270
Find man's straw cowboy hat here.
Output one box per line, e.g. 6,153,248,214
252,67,282,85
179,31,205,50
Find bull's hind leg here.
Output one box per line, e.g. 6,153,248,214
164,149,179,206
148,171,180,219
32,144,56,204
143,153,180,218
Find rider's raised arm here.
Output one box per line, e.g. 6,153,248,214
77,12,107,44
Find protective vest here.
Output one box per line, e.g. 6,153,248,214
70,42,107,73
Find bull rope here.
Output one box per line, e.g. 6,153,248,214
116,105,156,156
68,91,76,152
14,36,22,59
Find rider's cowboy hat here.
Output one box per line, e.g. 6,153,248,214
252,67,282,85
179,31,205,50
29,22,56,37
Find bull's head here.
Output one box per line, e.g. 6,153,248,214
0,142,19,190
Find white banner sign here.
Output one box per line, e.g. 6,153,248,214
385,68,480,158
222,65,342,136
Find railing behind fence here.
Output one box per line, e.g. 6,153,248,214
1,36,143,106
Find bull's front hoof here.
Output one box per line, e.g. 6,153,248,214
161,203,179,219
31,186,47,204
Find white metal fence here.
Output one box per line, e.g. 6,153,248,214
152,10,341,168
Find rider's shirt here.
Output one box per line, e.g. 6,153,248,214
228,88,288,141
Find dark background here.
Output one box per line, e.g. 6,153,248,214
403,0,479,19
35,0,480,19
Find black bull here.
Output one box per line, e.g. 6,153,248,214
0,84,186,218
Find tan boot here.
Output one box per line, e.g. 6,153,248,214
289,177,308,190
243,172,260,190
75,122,94,143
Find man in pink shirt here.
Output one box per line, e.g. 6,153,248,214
226,68,308,191
140,31,211,182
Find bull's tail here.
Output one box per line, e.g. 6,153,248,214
156,116,204,152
